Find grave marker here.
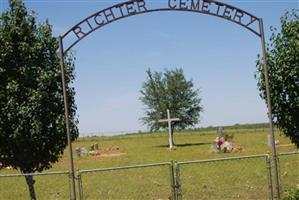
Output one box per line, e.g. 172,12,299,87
158,109,180,149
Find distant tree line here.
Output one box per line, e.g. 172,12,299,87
190,123,270,132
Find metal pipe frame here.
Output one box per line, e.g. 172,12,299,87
58,1,281,199
58,36,77,200
61,0,261,54
259,19,280,199
278,151,299,156
0,171,70,178
78,162,171,174
266,155,274,200
76,162,172,200
177,154,268,165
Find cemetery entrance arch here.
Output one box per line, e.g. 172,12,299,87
58,1,280,199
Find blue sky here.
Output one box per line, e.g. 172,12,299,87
1,0,298,136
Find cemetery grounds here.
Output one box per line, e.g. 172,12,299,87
0,127,298,200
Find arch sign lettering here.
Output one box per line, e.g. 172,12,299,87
61,0,262,53
57,0,280,199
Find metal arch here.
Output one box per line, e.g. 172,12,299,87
61,0,261,54
58,0,281,199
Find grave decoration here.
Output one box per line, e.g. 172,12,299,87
0,162,12,170
212,127,242,153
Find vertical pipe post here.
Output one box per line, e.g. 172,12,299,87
175,162,182,200
77,169,83,200
259,19,280,199
169,161,176,200
58,36,77,200
266,155,274,200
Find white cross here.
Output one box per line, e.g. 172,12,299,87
158,109,180,149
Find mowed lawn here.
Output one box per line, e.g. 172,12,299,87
1,128,298,200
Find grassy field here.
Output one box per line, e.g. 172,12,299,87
0,128,298,200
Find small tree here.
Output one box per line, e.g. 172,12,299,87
140,68,203,146
256,10,299,148
0,1,78,199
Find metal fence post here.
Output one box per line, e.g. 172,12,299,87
169,161,176,200
77,169,83,200
266,155,274,200
175,162,182,200
259,19,280,199
276,153,282,197
58,36,76,200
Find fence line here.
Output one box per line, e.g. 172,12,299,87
0,171,69,177
0,170,71,200
176,154,271,200
177,154,268,165
78,162,171,174
278,151,299,156
266,155,274,200
77,162,174,200
277,151,299,198
1,152,298,200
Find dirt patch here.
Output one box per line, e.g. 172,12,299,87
99,152,127,157
88,146,126,158
276,143,295,147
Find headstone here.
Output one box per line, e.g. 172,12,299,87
80,148,88,156
94,143,99,151
217,127,224,138
90,144,94,151
75,148,81,158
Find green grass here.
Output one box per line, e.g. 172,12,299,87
0,128,298,200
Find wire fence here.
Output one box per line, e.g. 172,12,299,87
278,151,299,198
0,152,298,200
77,162,174,200
175,155,272,200
0,171,70,200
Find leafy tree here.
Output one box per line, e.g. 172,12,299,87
0,1,78,199
140,68,203,147
281,188,299,200
256,10,299,148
